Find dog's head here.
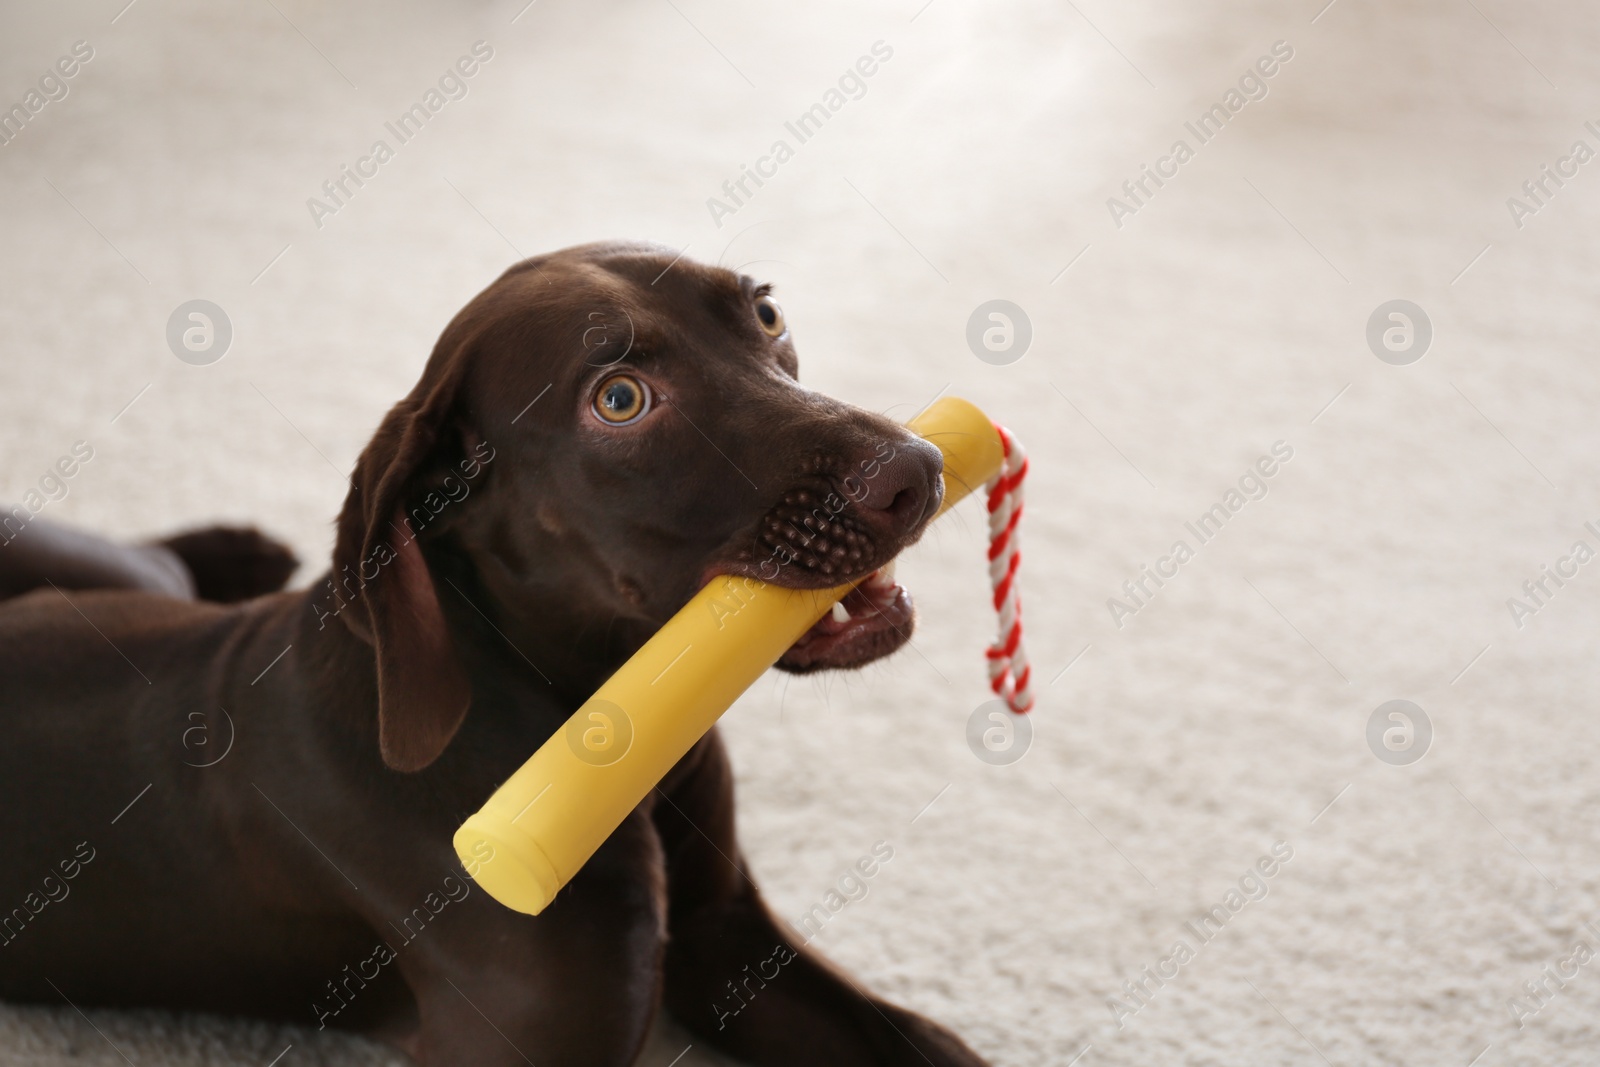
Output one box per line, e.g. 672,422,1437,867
333,242,943,771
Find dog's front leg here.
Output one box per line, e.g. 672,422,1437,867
395,809,668,1067
653,730,992,1067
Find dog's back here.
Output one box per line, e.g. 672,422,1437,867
0,589,392,1023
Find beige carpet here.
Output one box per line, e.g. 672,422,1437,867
4,0,1600,1063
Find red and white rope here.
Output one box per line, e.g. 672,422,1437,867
984,424,1033,714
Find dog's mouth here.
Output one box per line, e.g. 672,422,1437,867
775,561,913,673
704,474,935,672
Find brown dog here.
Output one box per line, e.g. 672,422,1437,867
0,242,990,1066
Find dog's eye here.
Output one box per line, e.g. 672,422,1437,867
755,295,785,338
592,374,650,425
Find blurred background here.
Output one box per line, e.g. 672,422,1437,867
3,0,1599,1064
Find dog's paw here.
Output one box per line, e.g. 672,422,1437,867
878,1003,995,1067
156,525,300,603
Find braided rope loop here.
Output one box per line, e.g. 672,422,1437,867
983,424,1033,713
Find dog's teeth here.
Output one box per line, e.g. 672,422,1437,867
831,601,851,624
863,560,897,590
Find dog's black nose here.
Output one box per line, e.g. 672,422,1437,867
849,435,944,537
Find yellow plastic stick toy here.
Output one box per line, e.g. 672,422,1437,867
454,396,1005,915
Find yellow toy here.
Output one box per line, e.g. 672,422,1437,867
454,396,1023,915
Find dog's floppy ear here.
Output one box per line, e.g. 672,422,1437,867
334,360,473,773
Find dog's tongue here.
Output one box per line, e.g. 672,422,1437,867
777,564,913,672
